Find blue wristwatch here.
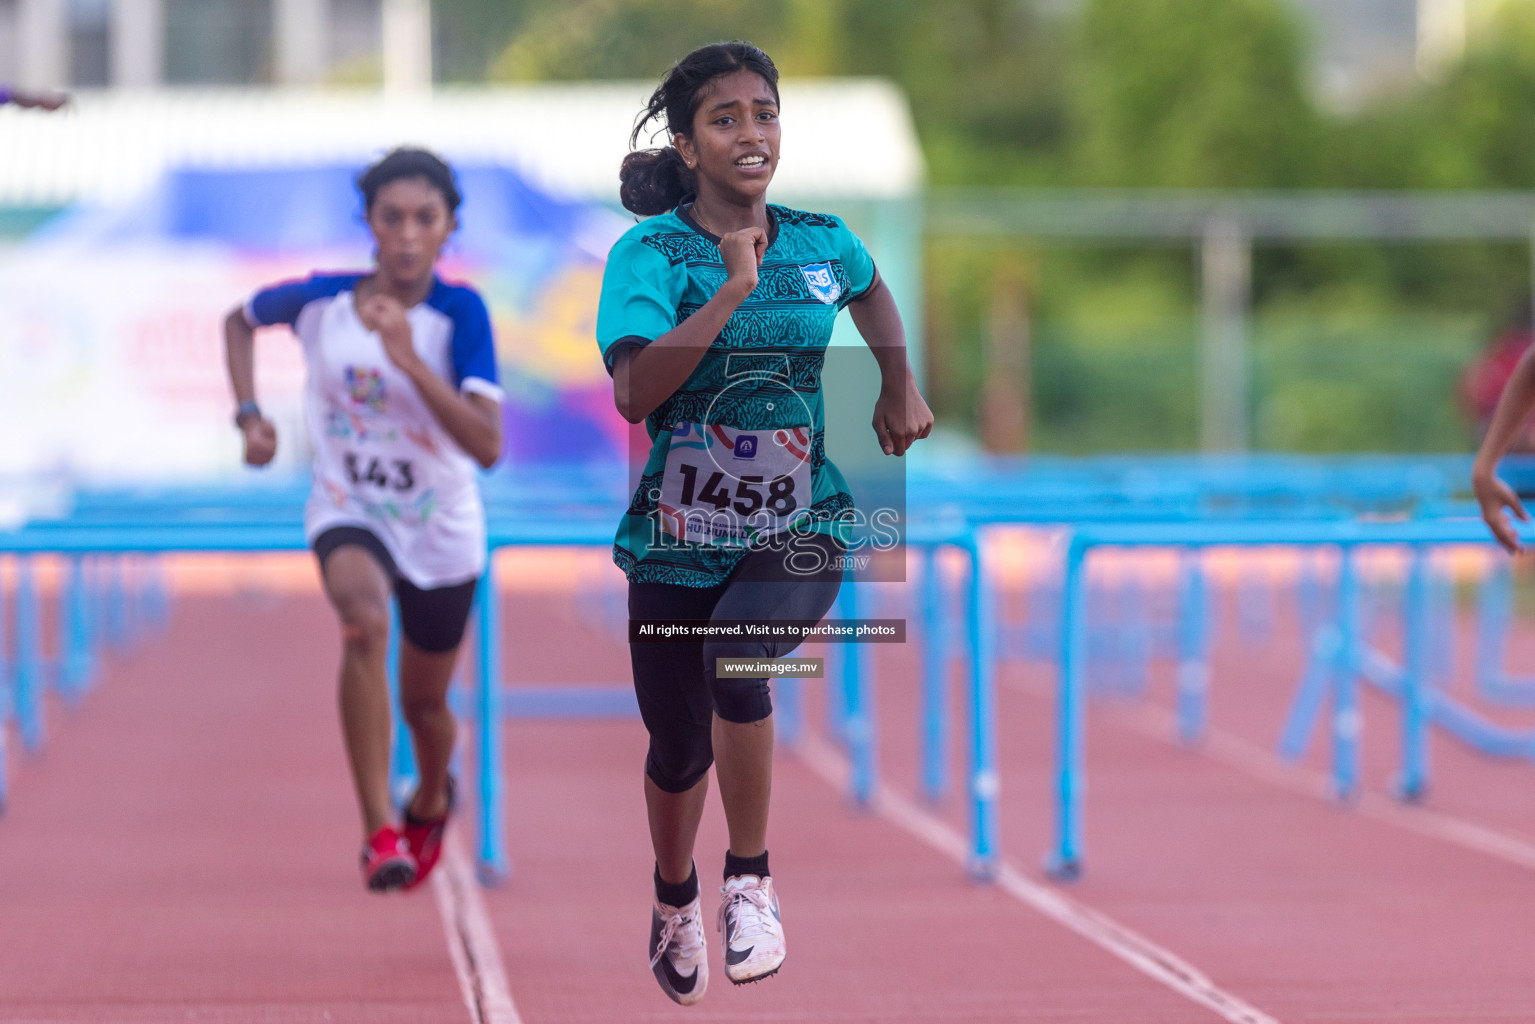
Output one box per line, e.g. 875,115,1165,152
234,401,261,428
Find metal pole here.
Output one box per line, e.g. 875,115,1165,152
386,602,418,808
61,555,93,701
105,556,127,651
382,0,432,97
1200,214,1251,452
109,0,164,87
0,560,9,812
475,557,509,884
1048,534,1086,881
920,543,949,802
14,558,43,753
966,528,999,881
840,579,876,808
1333,547,1362,800
825,589,849,745
1398,546,1431,801
273,0,329,84
1279,622,1340,762
17,0,68,89
1176,549,1210,744
1474,559,1510,698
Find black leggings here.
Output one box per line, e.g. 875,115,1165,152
313,526,478,654
629,534,844,793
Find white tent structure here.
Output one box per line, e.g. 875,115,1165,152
0,82,923,207
0,83,926,482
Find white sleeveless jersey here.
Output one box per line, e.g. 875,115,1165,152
245,272,504,589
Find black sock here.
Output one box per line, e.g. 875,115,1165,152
724,849,770,880
654,863,699,907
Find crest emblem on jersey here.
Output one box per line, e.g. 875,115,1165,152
345,366,387,412
800,262,841,304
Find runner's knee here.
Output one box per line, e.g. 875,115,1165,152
400,689,451,729
645,726,713,793
703,639,774,724
337,600,390,653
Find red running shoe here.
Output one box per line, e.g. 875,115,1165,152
361,825,417,892
402,774,456,889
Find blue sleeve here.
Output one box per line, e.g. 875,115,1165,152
446,288,501,393
836,221,878,309
596,236,685,377
245,273,355,327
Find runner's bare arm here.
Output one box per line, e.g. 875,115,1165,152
847,279,933,457
223,306,277,466
1473,344,1535,553
613,226,766,424
359,294,502,469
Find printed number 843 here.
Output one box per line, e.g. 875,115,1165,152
345,453,415,492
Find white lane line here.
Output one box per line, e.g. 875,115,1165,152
795,735,1282,1024
1018,678,1535,875
432,832,523,1024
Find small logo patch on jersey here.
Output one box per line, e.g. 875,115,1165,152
800,262,841,304
345,366,387,412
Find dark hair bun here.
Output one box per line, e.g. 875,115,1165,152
619,148,695,216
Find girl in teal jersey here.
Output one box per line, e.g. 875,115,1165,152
596,41,932,1001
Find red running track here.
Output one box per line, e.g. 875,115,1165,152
6,586,1535,1022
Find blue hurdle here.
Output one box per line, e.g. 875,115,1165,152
1041,517,1535,881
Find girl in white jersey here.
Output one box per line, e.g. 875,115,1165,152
222,148,504,892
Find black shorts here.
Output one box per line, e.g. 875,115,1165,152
628,533,845,792
312,526,477,654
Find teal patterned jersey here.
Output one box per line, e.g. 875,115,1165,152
596,203,878,587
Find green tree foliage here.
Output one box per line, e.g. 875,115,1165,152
1397,5,1535,189
482,0,1067,184
440,0,1535,451
1070,0,1319,187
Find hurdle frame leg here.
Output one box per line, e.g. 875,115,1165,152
14,557,44,753
920,542,949,803
385,603,419,808
840,578,877,808
966,528,1000,882
1332,546,1362,801
1397,545,1431,802
1047,533,1087,881
476,555,510,885
1176,549,1210,745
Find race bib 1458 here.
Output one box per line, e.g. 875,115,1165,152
658,422,812,546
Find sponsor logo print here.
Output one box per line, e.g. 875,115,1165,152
345,365,387,412
800,262,841,304
733,434,759,459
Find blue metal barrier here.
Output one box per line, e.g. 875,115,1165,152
964,528,1001,881
14,558,43,753
919,544,949,803
1043,517,1534,880
9,455,1535,891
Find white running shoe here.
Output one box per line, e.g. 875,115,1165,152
717,874,785,984
650,894,709,1005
